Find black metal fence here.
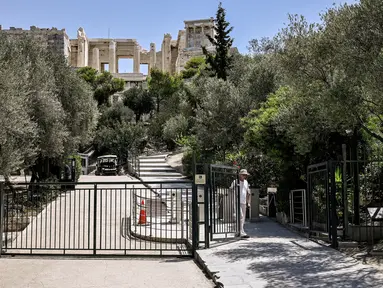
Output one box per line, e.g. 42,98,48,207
127,152,140,177
0,181,192,256
307,148,383,251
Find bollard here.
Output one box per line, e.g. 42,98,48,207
249,188,260,222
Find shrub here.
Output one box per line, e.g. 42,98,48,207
163,114,188,150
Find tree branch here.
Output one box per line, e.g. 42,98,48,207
359,120,383,143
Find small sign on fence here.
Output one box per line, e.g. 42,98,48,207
195,174,206,185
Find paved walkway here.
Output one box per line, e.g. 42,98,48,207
196,217,383,288
0,257,214,288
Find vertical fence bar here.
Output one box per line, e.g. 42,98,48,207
209,167,214,241
93,184,97,255
292,191,295,223
236,170,241,235
329,161,339,248
0,182,4,257
342,144,349,239
326,162,331,236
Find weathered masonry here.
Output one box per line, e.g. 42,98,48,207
0,18,218,85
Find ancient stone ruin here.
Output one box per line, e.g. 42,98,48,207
0,18,218,87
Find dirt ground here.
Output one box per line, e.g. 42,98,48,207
166,152,184,174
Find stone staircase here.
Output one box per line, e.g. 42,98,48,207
137,154,191,197
138,154,186,181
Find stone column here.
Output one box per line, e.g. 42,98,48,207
161,34,172,73
77,41,85,67
161,41,165,71
149,43,156,76
109,40,116,73
77,27,88,67
185,23,190,48
133,44,140,73
84,40,89,67
92,47,100,71
201,26,204,46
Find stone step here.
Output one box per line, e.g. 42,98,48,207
139,162,170,167
140,176,187,182
139,172,183,177
139,158,167,163
139,169,176,174
139,167,175,171
139,154,168,160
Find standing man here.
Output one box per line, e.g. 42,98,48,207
231,169,251,238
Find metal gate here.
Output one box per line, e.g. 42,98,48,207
307,161,339,248
190,162,240,249
209,164,240,241
0,180,193,256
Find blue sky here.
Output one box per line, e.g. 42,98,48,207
1,0,356,73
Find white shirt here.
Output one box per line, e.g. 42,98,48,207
231,179,250,204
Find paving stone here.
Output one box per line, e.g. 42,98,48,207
196,217,383,288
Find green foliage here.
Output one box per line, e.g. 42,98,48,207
65,155,82,181
148,68,182,113
94,122,147,162
77,67,125,106
202,2,234,81
123,86,154,122
163,114,189,150
181,56,206,79
76,67,98,87
0,35,38,176
0,34,97,179
97,102,134,129
192,78,243,159
49,55,98,151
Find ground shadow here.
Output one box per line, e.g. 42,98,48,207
212,228,383,287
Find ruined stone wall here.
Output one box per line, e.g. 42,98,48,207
156,51,162,71
170,40,178,74
0,18,233,76
0,26,71,63
70,39,78,66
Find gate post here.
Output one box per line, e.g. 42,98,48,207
204,164,210,248
93,184,97,255
307,168,311,230
0,182,4,257
191,152,199,252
